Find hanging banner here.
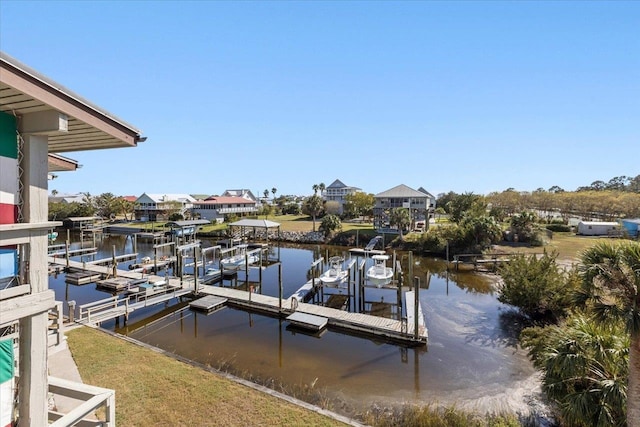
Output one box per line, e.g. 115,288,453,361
0,339,15,427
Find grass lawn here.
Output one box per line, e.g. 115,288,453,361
67,327,347,427
491,232,624,264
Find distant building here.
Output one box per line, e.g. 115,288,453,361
191,195,258,223
48,193,85,204
622,219,640,238
323,179,362,214
134,193,196,221
577,221,620,236
373,184,436,233
222,189,258,203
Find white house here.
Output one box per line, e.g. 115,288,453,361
323,179,362,214
577,221,620,236
134,193,195,221
191,195,258,223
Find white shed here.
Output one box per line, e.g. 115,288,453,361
577,221,619,236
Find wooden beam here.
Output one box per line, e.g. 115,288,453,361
0,290,56,326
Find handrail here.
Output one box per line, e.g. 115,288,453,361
48,375,115,427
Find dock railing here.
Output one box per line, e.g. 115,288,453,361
76,282,189,324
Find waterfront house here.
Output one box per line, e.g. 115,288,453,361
134,193,196,221
373,184,436,233
0,51,144,425
323,179,362,215
191,195,258,223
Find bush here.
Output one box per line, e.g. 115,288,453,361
497,251,579,322
545,223,570,232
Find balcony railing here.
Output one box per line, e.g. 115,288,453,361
47,376,115,427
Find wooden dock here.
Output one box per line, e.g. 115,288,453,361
190,295,227,313
49,256,427,345
197,286,427,345
286,312,328,332
97,277,148,292
65,270,103,285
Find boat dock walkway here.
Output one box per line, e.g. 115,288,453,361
49,256,427,345
196,286,427,345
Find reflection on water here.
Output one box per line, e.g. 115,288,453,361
48,234,538,412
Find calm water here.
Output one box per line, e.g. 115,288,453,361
48,234,538,413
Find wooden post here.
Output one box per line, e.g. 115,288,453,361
194,247,199,295
414,276,420,339
65,240,70,268
154,246,158,275
278,263,283,313
446,240,449,269
134,234,137,254
112,245,117,277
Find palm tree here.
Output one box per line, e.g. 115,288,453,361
271,187,277,202
312,184,319,195
577,241,640,427
303,195,323,232
318,182,325,195
389,208,410,238
521,314,628,427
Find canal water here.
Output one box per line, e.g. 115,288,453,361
48,235,540,415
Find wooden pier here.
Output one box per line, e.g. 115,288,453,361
197,286,427,345
49,254,427,345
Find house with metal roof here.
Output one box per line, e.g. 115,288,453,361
134,193,196,221
1,51,144,426
373,184,436,233
192,195,258,223
323,179,362,215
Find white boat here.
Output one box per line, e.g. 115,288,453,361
366,254,393,287
220,245,259,271
319,256,348,286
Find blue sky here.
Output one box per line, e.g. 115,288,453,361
1,1,638,198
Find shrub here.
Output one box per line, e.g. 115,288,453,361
545,223,570,232
497,251,579,322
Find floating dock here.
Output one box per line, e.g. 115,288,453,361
97,277,148,292
65,270,103,285
189,295,227,313
286,312,328,332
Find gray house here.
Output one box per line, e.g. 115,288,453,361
373,184,435,233
323,179,362,215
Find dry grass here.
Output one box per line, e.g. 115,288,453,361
491,233,624,264
67,327,347,427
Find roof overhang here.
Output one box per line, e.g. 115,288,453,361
48,153,79,172
0,51,145,153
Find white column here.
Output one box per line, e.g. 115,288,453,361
18,133,49,426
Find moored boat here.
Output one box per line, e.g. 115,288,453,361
220,244,259,271
319,256,348,286
366,254,393,287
